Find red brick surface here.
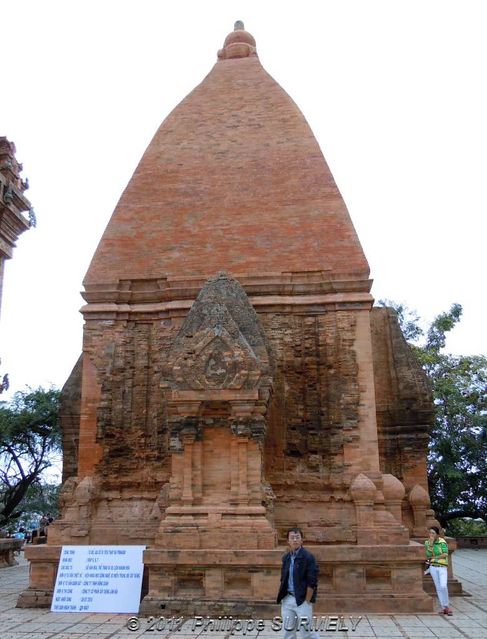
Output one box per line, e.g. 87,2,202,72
84,54,368,287
20,26,437,615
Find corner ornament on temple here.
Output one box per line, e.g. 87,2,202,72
217,21,257,59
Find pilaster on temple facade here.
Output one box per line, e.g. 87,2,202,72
19,22,443,613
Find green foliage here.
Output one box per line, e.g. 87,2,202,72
0,387,61,527
8,482,61,532
377,299,424,342
424,303,463,353
379,300,487,528
446,518,487,537
427,349,486,527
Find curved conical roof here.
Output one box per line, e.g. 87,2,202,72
84,23,369,294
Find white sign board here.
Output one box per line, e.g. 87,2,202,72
51,545,146,613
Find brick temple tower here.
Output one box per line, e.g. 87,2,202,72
21,23,439,613
0,138,31,318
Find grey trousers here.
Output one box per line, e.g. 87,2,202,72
281,594,319,639
430,565,449,608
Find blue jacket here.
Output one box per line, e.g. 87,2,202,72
276,546,319,606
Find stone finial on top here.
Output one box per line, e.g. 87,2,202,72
218,21,257,60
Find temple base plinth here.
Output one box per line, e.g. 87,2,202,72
17,543,435,614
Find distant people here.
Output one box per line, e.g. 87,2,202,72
277,527,320,639
12,527,25,555
425,526,452,615
39,515,49,537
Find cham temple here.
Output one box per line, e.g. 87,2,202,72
0,138,31,318
20,23,457,613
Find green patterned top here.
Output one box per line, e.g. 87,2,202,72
425,537,449,567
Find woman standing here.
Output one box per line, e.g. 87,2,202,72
425,526,453,615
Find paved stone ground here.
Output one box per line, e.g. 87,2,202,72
0,549,486,639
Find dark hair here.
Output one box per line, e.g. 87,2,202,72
287,527,303,539
429,526,440,535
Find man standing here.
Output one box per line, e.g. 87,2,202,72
277,527,319,639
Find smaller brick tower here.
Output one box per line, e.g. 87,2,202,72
0,138,31,317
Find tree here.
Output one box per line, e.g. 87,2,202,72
378,301,487,531
11,482,61,532
0,387,61,527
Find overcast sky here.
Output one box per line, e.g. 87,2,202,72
1,0,486,399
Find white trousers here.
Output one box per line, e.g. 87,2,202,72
430,565,449,608
281,594,319,639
